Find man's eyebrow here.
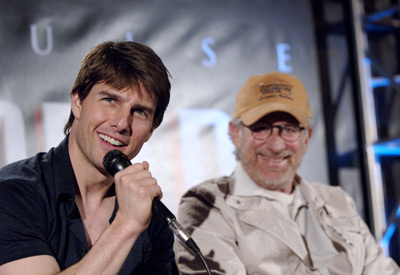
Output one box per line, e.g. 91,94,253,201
98,90,155,114
98,90,121,100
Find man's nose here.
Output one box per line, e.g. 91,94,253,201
265,128,286,152
111,107,132,134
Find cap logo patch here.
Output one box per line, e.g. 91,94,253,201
257,82,294,101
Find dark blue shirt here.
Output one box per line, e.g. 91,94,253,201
0,137,175,274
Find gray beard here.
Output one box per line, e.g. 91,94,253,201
240,153,300,191
257,165,297,190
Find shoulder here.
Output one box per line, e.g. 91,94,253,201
302,180,357,214
0,138,70,200
0,153,49,195
0,150,57,210
0,147,63,221
0,154,44,181
177,176,231,225
0,146,60,187
181,176,231,206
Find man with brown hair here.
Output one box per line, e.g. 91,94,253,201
175,72,400,274
0,41,175,274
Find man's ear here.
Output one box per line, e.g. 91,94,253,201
71,93,81,120
229,122,240,148
303,127,313,151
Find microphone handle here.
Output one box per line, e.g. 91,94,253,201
152,198,176,225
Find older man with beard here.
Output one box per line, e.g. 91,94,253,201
174,72,400,275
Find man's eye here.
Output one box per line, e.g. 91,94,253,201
135,109,144,114
283,127,298,133
103,97,115,103
133,109,147,117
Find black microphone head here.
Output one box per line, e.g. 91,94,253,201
103,150,132,176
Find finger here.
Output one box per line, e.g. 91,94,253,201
114,163,150,180
118,172,157,190
122,168,153,180
141,161,149,170
155,189,163,200
150,184,163,200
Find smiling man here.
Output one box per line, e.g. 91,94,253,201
174,72,400,274
0,41,175,274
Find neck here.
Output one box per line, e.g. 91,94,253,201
259,181,294,194
68,138,113,202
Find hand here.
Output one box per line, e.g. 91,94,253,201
113,161,162,233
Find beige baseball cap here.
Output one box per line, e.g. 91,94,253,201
233,72,312,127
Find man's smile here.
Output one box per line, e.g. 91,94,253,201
98,133,126,147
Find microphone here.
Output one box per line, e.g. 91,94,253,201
102,149,200,254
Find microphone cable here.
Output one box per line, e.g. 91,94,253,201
182,238,212,275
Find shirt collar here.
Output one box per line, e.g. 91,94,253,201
51,135,77,203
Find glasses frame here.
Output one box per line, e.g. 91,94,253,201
245,123,306,142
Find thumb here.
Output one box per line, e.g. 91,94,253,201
141,161,149,170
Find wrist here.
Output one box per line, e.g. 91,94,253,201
111,212,147,240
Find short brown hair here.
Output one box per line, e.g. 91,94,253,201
64,41,171,134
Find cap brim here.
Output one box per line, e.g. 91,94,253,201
241,102,309,127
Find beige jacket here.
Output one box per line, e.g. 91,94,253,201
174,172,400,275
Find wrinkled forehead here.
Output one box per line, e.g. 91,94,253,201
253,111,300,125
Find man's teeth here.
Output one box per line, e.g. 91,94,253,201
269,158,283,162
99,134,124,146
264,156,287,162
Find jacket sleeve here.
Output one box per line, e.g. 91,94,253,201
360,216,400,274
174,184,247,275
316,183,400,274
345,192,400,274
328,186,400,274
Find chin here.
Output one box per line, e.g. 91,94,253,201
261,171,295,187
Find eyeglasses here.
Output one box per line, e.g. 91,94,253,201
246,123,305,142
